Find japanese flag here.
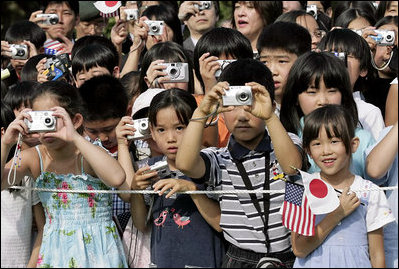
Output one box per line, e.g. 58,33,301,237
299,170,340,215
94,1,121,18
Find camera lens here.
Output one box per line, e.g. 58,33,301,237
139,121,149,134
151,24,159,33
386,34,393,42
16,49,25,56
237,92,249,103
169,67,179,78
203,2,210,9
49,16,59,25
44,117,54,127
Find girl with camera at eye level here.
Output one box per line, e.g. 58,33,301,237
117,88,225,268
1,81,128,268
292,104,394,268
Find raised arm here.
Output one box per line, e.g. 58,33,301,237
366,122,398,179
245,82,302,175
176,82,233,178
48,106,125,188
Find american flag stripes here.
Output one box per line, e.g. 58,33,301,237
281,181,315,236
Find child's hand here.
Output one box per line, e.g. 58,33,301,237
21,40,38,58
1,41,12,58
116,116,135,146
1,109,33,146
36,57,49,83
336,186,360,219
153,178,196,198
199,52,219,92
145,59,167,88
243,82,274,121
46,106,80,142
360,27,378,52
198,81,234,116
132,166,158,190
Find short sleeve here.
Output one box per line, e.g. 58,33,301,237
365,181,395,232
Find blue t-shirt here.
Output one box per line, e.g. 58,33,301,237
146,156,225,268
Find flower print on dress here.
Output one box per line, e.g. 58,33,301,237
78,184,100,218
52,181,72,209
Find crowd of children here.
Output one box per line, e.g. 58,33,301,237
1,1,397,268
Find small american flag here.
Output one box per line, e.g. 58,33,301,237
281,181,315,236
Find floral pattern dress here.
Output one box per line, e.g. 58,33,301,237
34,146,127,268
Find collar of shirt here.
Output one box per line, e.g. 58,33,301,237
228,131,272,160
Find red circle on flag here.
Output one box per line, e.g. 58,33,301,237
105,1,118,7
309,179,328,198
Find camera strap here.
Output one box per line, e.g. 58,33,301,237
232,152,271,253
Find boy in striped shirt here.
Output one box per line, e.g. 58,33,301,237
176,58,304,268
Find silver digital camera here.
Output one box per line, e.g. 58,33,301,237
371,30,395,46
306,4,318,20
144,160,171,179
10,44,28,60
24,111,57,133
125,8,139,21
159,63,189,83
37,14,59,25
194,1,212,11
222,86,252,106
215,59,236,78
144,20,164,35
126,118,151,140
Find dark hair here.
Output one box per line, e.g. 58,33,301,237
5,20,46,50
375,15,398,28
72,43,119,78
194,27,253,91
276,9,328,32
141,4,183,45
148,88,197,127
232,1,283,28
303,104,356,155
3,81,39,112
376,1,396,21
137,1,179,14
31,80,83,119
139,41,194,93
317,28,375,93
257,21,311,56
334,8,376,28
71,35,118,60
120,71,141,103
219,58,275,102
78,75,128,122
20,54,47,82
332,1,376,26
280,51,358,135
42,0,79,16
1,100,16,130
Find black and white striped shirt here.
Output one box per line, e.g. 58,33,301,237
199,132,302,254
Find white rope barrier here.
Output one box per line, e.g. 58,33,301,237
7,185,398,194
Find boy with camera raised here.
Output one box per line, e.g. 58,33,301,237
176,58,304,268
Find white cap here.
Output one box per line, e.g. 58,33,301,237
131,88,166,118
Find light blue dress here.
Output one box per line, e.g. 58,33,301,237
34,146,128,268
293,175,395,268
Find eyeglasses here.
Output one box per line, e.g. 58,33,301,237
311,29,326,39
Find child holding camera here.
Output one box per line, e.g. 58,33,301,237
175,59,303,268
1,80,128,267
117,88,225,268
